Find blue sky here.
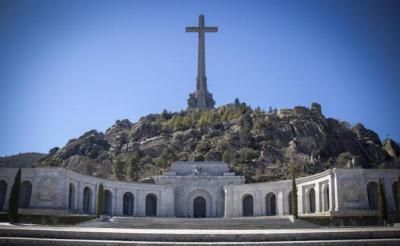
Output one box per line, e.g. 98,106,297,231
0,0,399,156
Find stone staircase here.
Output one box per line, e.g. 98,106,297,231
78,216,317,229
2,217,400,245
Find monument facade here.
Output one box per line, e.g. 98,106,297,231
0,163,399,218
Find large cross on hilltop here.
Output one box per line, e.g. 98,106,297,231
186,15,217,110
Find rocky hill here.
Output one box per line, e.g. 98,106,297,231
0,152,45,168
35,102,400,183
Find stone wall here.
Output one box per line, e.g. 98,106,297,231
1,166,399,218
0,168,175,217
224,168,400,217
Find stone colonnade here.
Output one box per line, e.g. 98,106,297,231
1,168,400,218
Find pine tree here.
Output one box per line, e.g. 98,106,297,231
378,178,387,225
8,168,21,223
291,166,298,219
127,155,141,181
112,157,125,180
96,183,104,217
239,113,253,147
234,98,240,107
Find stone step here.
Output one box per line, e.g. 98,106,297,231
79,216,317,229
1,237,400,246
1,225,400,242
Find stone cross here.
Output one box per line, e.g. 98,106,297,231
186,15,217,109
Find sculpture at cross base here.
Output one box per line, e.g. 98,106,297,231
186,15,217,110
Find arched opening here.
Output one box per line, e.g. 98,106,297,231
0,180,7,210
193,196,206,218
309,188,316,213
68,183,76,210
103,190,113,215
367,181,379,209
19,181,32,208
392,181,399,212
242,194,254,217
123,192,134,216
288,191,293,215
145,193,157,216
323,186,330,212
265,192,276,216
83,187,92,214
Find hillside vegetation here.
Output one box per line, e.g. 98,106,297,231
35,101,400,183
0,153,45,168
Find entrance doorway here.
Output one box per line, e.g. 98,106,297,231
145,194,157,216
193,197,206,218
242,194,254,216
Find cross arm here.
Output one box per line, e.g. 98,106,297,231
186,27,200,32
185,27,218,33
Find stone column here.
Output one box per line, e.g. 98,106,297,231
134,190,140,216
315,183,321,213
113,187,118,216
298,186,304,214
92,183,97,215
137,190,145,216
278,191,284,215
77,182,83,213
384,177,396,212
329,172,336,212
255,190,262,216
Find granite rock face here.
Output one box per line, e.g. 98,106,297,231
35,102,400,182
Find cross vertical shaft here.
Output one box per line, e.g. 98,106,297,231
186,15,217,109
197,15,206,93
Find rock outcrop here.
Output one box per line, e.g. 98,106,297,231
35,102,400,182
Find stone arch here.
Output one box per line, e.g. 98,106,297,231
83,187,93,214
145,193,157,216
392,181,399,212
19,180,32,208
68,183,76,210
288,191,293,215
0,180,7,210
242,194,254,217
123,192,134,216
367,181,379,209
265,192,276,216
187,189,213,218
322,184,330,212
308,187,316,213
103,190,113,215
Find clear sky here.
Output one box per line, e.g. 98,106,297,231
0,0,399,156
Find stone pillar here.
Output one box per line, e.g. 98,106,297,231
333,172,340,211
77,182,83,213
115,190,122,216
384,177,396,212
134,190,140,216
315,183,321,213
329,173,335,212
137,190,145,216
113,187,118,216
278,191,284,215
298,186,304,214
255,190,262,216
92,183,98,215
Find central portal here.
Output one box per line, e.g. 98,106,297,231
193,197,206,218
